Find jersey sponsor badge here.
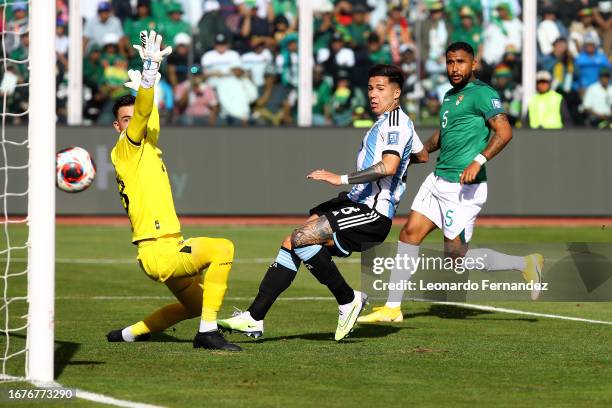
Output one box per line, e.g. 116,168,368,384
387,131,399,145
491,98,502,109
456,95,464,106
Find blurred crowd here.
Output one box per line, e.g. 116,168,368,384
1,0,611,128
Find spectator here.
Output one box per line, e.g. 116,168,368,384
276,33,300,91
252,66,293,126
540,37,582,125
377,6,413,64
448,0,483,29
273,0,298,29
537,8,568,56
111,0,134,22
450,7,483,59
317,32,356,82
367,33,391,65
201,34,242,88
314,10,335,53
167,33,192,89
238,2,273,52
122,0,157,69
217,65,258,126
312,64,334,126
241,38,274,91
582,69,612,128
272,14,292,44
491,64,521,125
5,3,28,54
593,2,611,58
100,33,129,102
330,70,365,126
528,70,568,129
420,2,450,80
174,66,219,125
83,1,124,53
482,2,522,71
352,106,374,128
399,45,424,120
151,0,178,22
158,3,191,47
56,20,69,79
235,0,274,24
83,45,106,123
338,3,372,48
569,7,601,56
195,1,233,56
575,35,611,91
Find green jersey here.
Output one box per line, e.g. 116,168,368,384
435,80,504,183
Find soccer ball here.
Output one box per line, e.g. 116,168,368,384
56,147,96,193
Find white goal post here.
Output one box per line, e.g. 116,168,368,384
26,0,56,383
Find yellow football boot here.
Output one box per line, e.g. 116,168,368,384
356,305,403,323
522,253,544,300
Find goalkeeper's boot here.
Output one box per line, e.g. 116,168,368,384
357,305,403,323
522,253,544,300
335,291,369,341
193,330,242,352
218,310,264,339
106,328,151,342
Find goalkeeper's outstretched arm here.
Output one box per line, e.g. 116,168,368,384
126,30,171,144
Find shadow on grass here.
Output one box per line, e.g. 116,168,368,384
253,324,404,343
405,304,537,322
0,332,95,378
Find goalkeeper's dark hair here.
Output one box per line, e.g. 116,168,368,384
368,64,404,90
446,41,474,57
112,94,136,119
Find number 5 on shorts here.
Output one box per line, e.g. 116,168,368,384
445,209,454,227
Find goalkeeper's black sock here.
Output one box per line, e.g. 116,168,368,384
247,247,299,321
294,245,355,305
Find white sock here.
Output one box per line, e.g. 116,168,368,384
339,290,359,315
199,320,218,333
385,241,419,307
465,248,527,272
121,326,136,342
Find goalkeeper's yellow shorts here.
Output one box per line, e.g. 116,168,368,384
136,234,235,283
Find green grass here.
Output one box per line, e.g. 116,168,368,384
1,225,611,407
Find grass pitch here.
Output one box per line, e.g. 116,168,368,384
1,225,611,407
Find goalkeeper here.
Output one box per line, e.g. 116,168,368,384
105,31,240,352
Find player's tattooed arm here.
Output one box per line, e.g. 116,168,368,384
347,161,387,184
482,113,513,160
290,216,333,247
423,129,441,153
460,113,513,184
307,154,399,185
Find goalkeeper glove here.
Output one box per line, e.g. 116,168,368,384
132,30,172,88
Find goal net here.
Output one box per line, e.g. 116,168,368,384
1,0,55,383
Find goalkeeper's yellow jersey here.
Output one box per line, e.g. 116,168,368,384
110,91,181,243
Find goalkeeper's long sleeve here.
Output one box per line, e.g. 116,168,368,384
126,86,154,144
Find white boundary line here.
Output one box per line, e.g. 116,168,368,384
0,377,165,408
416,300,612,325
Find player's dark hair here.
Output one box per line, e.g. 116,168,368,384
446,41,474,57
368,64,405,89
112,94,136,119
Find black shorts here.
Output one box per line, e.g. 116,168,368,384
309,192,392,257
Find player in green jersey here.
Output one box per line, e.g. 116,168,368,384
359,42,544,323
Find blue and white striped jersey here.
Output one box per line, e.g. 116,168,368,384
347,107,423,219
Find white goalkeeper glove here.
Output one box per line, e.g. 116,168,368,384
124,69,161,91
132,30,172,88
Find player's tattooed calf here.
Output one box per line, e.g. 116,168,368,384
291,216,333,247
